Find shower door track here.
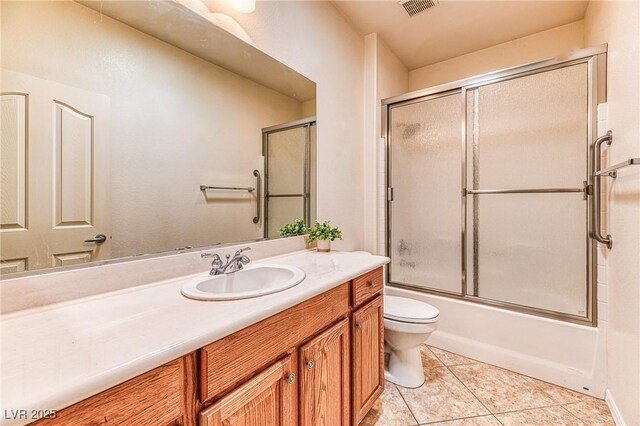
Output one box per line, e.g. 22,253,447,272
382,45,608,326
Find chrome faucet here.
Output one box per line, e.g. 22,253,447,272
201,247,251,275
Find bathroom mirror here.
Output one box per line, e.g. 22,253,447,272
0,0,317,275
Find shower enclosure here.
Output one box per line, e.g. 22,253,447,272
384,46,607,325
263,118,317,238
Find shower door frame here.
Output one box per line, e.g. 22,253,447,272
383,44,608,326
262,117,316,238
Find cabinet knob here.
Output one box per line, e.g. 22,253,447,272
306,360,314,369
355,322,362,329
286,373,295,384
367,280,375,288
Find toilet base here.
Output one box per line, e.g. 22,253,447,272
384,345,425,388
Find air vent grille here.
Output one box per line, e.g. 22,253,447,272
400,0,440,17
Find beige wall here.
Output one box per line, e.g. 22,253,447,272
219,2,366,251
363,34,409,254
2,1,304,258
409,20,585,91
585,1,640,424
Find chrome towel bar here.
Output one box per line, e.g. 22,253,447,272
595,157,640,177
200,185,254,192
466,187,584,195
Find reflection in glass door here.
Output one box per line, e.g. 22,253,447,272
386,53,602,324
263,119,316,238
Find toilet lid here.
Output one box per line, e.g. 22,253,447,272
384,296,439,324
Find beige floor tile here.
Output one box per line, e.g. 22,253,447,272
360,381,417,426
430,347,478,366
398,367,489,424
530,379,589,405
428,415,502,425
420,345,445,369
449,363,559,413
495,405,585,426
450,363,588,413
563,399,615,426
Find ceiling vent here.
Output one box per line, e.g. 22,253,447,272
399,0,440,17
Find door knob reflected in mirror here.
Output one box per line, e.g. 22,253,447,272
84,234,107,244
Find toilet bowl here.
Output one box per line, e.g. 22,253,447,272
384,296,439,388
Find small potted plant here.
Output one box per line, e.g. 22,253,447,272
307,221,343,252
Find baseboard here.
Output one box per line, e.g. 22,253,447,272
605,389,626,426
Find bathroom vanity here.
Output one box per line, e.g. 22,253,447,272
2,250,388,426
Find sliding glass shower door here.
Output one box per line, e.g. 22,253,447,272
386,53,602,323
465,64,589,316
388,92,463,294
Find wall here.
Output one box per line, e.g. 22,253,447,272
409,20,585,91
212,1,367,251
363,34,409,254
585,2,640,424
2,1,304,259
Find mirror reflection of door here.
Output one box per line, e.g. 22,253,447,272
263,119,316,238
0,70,111,273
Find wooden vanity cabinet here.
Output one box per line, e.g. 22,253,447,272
299,319,350,426
31,267,385,426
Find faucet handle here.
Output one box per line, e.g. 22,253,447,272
202,253,223,268
233,247,251,257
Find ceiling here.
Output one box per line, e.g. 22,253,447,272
332,0,589,70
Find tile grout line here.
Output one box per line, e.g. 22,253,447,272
394,382,421,426
557,404,589,425
445,363,494,417
418,413,502,425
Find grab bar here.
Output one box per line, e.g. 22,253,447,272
253,169,261,224
200,185,254,192
592,131,613,249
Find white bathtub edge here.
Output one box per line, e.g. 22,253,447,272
386,285,607,398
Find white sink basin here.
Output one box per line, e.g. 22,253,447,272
181,264,306,301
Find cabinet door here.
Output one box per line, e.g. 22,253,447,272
33,354,198,426
352,296,384,425
299,318,350,426
200,355,297,426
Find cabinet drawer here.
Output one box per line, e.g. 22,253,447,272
199,283,349,405
33,354,197,426
351,267,383,308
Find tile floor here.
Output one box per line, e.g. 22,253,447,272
362,346,615,426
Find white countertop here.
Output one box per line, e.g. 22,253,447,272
0,250,389,425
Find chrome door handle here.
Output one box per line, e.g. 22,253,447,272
84,234,107,244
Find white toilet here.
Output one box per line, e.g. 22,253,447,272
384,296,440,388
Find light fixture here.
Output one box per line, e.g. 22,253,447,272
228,0,255,13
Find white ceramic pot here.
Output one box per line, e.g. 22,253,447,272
316,240,331,252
